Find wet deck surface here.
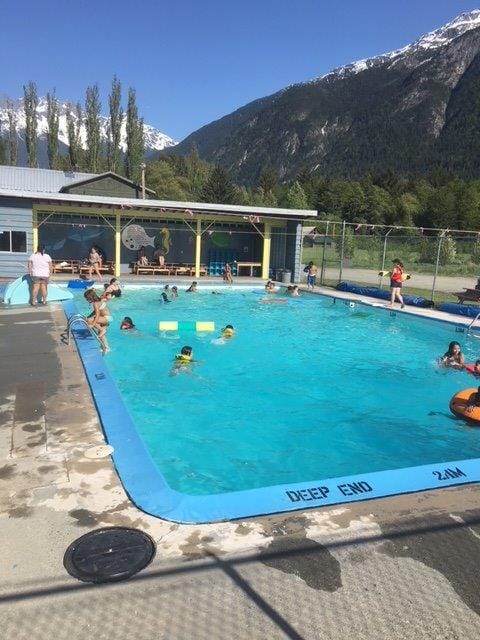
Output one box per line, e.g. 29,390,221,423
1,296,480,639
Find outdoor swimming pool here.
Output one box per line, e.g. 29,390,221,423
69,286,480,522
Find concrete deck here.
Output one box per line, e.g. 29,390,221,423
1,290,480,639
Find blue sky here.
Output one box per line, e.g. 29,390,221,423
1,0,479,141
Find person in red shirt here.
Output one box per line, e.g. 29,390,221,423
390,258,405,309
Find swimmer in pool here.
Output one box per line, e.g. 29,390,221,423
439,341,465,369
160,292,171,303
221,324,235,339
120,316,135,330
186,281,198,293
265,280,277,293
171,286,178,299
170,345,194,376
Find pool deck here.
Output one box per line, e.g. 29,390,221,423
2,284,480,638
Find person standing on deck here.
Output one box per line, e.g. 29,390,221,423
390,258,405,309
28,246,52,306
306,261,317,289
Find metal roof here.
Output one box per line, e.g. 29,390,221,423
0,166,97,193
0,187,317,219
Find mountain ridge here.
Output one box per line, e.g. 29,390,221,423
168,10,480,184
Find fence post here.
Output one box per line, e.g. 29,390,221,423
431,229,446,303
338,220,346,284
379,228,393,289
320,220,329,285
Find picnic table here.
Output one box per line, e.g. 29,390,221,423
454,288,480,304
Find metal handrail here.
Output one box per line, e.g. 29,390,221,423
466,311,480,338
66,314,103,347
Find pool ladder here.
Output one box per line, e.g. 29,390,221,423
66,314,103,348
466,311,480,339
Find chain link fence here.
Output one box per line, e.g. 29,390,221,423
300,221,480,303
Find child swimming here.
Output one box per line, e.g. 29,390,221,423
439,341,465,369
171,345,194,376
120,316,135,330
221,324,235,339
160,292,171,303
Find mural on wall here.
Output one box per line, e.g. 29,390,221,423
121,224,155,250
40,221,113,261
121,224,172,258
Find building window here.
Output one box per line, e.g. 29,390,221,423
0,230,27,253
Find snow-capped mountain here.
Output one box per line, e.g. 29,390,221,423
169,10,480,183
0,96,176,167
316,9,480,81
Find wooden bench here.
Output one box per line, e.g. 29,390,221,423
133,263,172,275
79,261,115,276
52,260,79,274
454,289,480,304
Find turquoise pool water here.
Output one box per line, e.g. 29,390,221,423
76,286,480,496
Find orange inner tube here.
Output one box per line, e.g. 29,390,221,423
449,387,480,423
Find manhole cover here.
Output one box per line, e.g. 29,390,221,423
64,527,156,583
84,444,114,459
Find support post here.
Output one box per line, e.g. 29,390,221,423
379,228,393,289
115,210,121,276
262,222,271,280
338,221,346,284
195,217,202,278
32,208,38,252
320,221,329,285
431,230,446,303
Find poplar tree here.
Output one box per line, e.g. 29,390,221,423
23,81,38,168
66,102,83,170
125,88,144,183
6,100,18,166
107,75,123,173
0,137,6,165
85,84,101,173
46,91,60,169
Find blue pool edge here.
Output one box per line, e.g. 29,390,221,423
63,298,480,524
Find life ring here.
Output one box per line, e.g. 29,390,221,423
449,388,480,424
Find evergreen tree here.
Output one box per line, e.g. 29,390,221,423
85,84,101,173
23,81,38,168
201,166,236,204
6,100,17,166
258,166,278,193
125,88,144,183
46,91,60,169
286,181,309,209
107,75,123,173
185,143,209,199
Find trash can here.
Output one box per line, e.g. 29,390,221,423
281,270,292,284
275,268,284,282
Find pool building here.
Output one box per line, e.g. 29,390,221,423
0,166,316,279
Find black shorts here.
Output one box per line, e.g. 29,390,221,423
390,280,402,289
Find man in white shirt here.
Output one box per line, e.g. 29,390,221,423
28,246,53,306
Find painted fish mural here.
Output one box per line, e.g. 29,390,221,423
121,225,156,251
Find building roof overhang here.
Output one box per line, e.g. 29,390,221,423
0,188,317,220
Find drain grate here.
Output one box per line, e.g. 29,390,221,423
64,527,156,583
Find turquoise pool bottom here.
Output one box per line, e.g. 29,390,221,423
67,296,480,523
73,287,480,500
